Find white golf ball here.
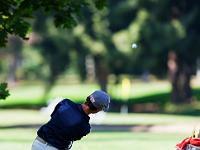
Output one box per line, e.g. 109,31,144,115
132,43,137,48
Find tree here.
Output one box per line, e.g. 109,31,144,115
110,0,200,103
30,11,72,93
7,36,23,84
0,0,106,47
0,83,10,100
135,0,200,103
0,0,107,99
72,3,115,92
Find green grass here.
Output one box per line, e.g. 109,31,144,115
1,81,200,109
0,84,99,108
109,81,171,99
1,81,200,150
0,129,187,150
0,109,48,126
0,81,171,107
1,109,200,126
0,109,195,150
74,132,186,150
103,113,200,125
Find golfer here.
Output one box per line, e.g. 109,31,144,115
32,90,110,150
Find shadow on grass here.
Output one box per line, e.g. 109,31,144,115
0,124,42,129
0,101,46,109
0,124,153,132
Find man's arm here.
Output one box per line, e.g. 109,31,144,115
69,123,90,141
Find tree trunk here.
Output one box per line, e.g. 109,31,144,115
94,55,109,92
168,51,192,103
7,36,23,84
171,68,192,103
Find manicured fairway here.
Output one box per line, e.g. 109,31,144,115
0,109,197,150
0,128,187,150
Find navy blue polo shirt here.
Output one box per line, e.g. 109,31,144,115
37,99,91,149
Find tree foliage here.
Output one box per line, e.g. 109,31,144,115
1,0,200,104
0,83,10,100
0,0,106,47
75,0,200,102
0,0,107,99
109,0,200,103
134,0,200,103
72,4,116,91
31,12,72,88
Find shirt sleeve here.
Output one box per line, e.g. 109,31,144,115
65,120,90,141
68,123,90,141
50,100,64,117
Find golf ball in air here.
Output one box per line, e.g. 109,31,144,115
132,43,137,48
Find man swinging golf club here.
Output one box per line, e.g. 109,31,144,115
32,90,110,150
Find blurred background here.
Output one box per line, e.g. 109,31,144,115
1,0,200,150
